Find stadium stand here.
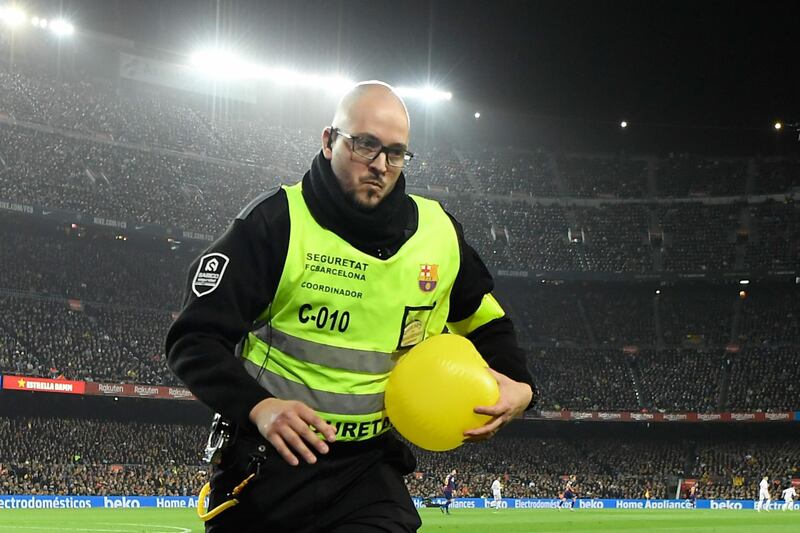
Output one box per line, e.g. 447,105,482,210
1,416,796,501
0,47,798,504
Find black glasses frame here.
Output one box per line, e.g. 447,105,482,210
331,127,414,168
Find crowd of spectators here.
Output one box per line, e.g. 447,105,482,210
726,347,799,412
407,436,681,500
2,29,799,512
436,195,510,271
3,416,795,502
0,417,205,466
497,283,776,351
458,148,557,196
558,154,648,198
528,348,640,411
0,296,175,385
581,287,656,346
407,147,474,192
657,203,742,273
495,284,588,346
0,214,192,310
744,200,800,272
0,416,207,496
2,463,206,497
574,204,653,272
739,285,800,346
0,63,226,158
0,115,795,279
490,201,582,272
1,226,797,413
655,154,748,198
658,286,737,348
634,349,724,413
0,124,282,234
691,436,800,500
0,58,797,215
752,157,800,195
0,55,798,419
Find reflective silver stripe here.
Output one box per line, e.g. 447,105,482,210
243,359,385,415
252,325,396,374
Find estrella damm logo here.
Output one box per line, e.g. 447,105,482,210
418,264,439,292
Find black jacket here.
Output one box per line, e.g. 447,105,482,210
166,152,534,429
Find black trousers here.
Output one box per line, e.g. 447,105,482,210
205,432,422,533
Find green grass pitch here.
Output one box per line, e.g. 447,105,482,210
0,507,796,532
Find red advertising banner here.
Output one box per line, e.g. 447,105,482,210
764,412,792,421
1,375,194,401
83,381,195,401
2,375,85,395
527,410,796,423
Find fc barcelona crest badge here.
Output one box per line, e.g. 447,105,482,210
418,264,438,292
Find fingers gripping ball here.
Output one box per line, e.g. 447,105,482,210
385,334,499,452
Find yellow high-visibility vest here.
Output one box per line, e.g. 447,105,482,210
241,183,461,441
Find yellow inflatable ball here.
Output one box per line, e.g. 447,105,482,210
385,333,499,452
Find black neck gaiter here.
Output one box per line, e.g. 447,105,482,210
301,151,412,255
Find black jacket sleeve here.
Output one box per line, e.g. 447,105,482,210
165,189,289,428
445,213,537,407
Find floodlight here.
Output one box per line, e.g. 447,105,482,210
395,86,453,102
620,121,628,128
474,112,481,119
187,50,450,102
0,6,27,27
267,68,353,93
189,49,258,80
774,121,782,131
50,19,74,36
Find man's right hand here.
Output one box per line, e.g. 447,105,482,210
248,398,337,466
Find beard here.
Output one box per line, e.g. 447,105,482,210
343,178,387,212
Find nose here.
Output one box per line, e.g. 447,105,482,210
368,151,388,175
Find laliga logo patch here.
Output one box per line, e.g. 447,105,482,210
418,264,438,292
192,253,230,297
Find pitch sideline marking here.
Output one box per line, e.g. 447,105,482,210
0,519,192,532
104,523,193,533
0,527,139,532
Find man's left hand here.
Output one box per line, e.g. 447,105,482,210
463,368,533,442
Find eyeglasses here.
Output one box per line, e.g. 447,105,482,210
331,127,414,168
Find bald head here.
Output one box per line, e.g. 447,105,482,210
321,81,411,211
332,81,410,135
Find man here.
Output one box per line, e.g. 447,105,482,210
781,485,796,511
166,81,535,533
442,469,457,515
559,475,577,510
490,477,503,511
757,476,771,512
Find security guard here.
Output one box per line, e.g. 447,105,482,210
166,81,535,533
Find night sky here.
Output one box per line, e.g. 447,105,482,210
27,0,800,152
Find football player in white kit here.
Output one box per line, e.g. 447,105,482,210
490,477,502,511
781,485,796,511
756,476,771,512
